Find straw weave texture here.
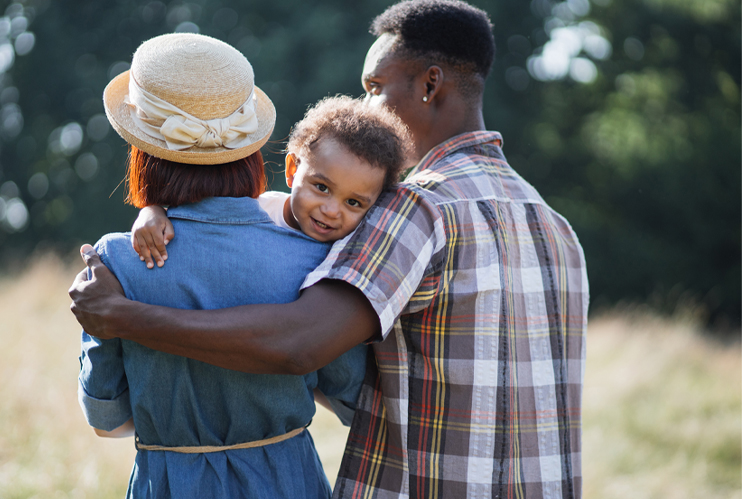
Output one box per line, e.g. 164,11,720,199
103,33,275,165
132,34,253,120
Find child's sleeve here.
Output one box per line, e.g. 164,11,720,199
315,343,370,426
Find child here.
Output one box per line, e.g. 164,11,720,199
132,95,411,267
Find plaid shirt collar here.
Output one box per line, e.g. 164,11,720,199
408,130,504,177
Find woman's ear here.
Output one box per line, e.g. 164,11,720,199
285,153,299,188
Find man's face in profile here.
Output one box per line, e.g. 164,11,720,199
361,33,426,153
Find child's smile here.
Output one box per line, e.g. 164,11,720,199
285,137,386,243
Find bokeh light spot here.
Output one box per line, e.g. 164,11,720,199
14,31,34,56
1,102,23,138
624,37,645,61
9,15,27,37
27,172,48,199
49,122,84,157
1,86,19,104
108,61,130,80
87,114,110,142
167,5,192,28
0,43,16,73
615,74,636,95
175,22,199,33
75,152,99,181
60,122,83,155
0,17,10,38
583,34,612,60
505,66,531,91
570,57,598,83
0,180,19,198
5,4,23,19
5,197,28,231
567,0,590,16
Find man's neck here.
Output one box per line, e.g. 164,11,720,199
413,103,486,164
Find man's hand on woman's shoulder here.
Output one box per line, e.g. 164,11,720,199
69,244,128,340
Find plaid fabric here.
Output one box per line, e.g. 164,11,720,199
303,131,588,499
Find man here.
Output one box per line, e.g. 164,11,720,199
70,1,588,497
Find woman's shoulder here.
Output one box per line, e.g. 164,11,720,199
94,232,138,269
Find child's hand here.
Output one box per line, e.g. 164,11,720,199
130,206,174,269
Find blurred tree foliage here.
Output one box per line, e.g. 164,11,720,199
0,0,738,327
508,0,741,327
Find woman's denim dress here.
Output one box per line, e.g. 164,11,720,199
78,197,368,499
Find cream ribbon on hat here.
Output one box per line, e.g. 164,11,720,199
124,76,259,151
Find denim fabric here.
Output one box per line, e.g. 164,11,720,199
78,196,367,499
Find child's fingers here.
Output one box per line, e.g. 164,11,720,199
131,233,141,254
148,244,165,268
163,222,175,246
139,231,165,268
140,231,166,268
136,233,155,269
153,232,169,262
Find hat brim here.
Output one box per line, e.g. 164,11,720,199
103,70,276,165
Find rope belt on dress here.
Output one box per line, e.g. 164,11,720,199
135,426,306,454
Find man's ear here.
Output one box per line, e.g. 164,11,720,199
422,65,444,103
285,153,299,188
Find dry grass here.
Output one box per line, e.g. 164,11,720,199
583,311,741,498
0,255,136,498
0,256,739,497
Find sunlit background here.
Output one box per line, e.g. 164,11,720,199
0,0,738,326
0,0,738,497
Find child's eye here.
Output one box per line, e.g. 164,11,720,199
347,199,361,208
315,184,328,193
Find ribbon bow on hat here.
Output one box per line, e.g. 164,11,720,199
125,76,259,151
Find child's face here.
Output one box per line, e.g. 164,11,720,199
285,137,385,242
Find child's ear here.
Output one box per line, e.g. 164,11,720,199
285,153,299,188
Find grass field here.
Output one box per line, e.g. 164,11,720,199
0,254,739,498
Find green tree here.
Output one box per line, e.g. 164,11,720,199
0,0,738,326
508,0,740,326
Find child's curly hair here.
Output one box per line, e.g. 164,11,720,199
287,96,411,189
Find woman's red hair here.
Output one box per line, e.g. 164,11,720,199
126,146,267,208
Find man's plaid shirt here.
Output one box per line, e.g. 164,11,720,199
304,131,588,499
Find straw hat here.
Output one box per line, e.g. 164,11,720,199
103,33,275,165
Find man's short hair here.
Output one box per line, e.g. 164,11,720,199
371,0,495,96
287,96,411,189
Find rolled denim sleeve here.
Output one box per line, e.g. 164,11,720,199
78,331,132,431
316,343,369,426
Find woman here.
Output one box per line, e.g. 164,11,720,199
77,33,366,498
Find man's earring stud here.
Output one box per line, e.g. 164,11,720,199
422,96,429,102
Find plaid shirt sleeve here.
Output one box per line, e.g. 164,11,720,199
302,185,447,340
